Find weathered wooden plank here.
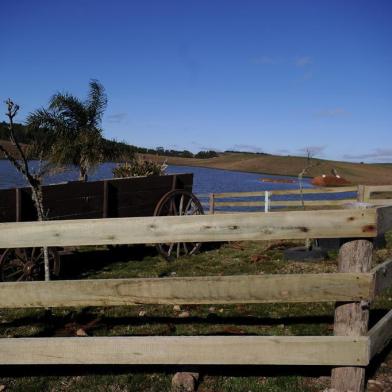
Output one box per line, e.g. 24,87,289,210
0,335,369,366
0,188,23,221
213,187,358,198
213,191,265,198
367,199,392,206
44,196,104,220
269,199,355,207
102,180,109,218
270,186,358,195
15,188,21,222
214,201,265,207
0,273,374,308
376,206,392,236
366,185,392,194
43,181,103,203
0,209,378,248
372,259,392,297
368,309,392,359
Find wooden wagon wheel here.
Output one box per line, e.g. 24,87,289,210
0,248,60,282
153,190,204,260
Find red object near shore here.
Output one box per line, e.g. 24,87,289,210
311,175,351,187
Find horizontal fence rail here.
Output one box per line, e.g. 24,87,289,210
0,207,387,249
0,335,369,366
198,185,392,214
0,272,375,309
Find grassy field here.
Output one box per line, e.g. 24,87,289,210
1,236,392,391
144,152,392,185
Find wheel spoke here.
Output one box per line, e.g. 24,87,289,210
15,249,27,263
167,243,174,257
154,190,204,260
184,199,193,215
170,199,178,215
33,248,44,264
3,269,23,279
176,242,180,258
179,195,184,216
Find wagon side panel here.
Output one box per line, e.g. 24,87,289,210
107,174,193,218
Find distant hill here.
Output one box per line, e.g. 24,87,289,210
1,122,391,185
142,152,392,185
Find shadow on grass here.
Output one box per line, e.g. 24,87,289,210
0,363,331,379
59,245,159,279
58,242,225,280
2,312,334,335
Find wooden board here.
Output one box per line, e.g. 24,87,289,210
269,199,355,207
367,199,392,206
0,335,369,366
368,309,392,359
270,187,358,195
0,209,378,248
213,191,265,198
0,188,16,222
0,273,374,308
376,206,392,236
366,185,392,194
212,187,358,199
372,259,392,297
214,201,265,207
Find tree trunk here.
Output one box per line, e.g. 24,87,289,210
31,185,50,281
79,167,88,182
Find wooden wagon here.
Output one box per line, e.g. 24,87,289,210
0,173,204,281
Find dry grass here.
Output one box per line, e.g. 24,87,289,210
142,152,392,185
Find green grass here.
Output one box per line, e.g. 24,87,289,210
0,237,391,391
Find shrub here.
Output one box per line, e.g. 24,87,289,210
195,150,219,159
113,156,167,178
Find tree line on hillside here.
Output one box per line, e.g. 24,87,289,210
0,122,221,161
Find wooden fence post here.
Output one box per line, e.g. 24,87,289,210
331,239,373,392
357,185,365,202
15,187,22,222
209,193,215,214
102,180,109,218
264,191,270,212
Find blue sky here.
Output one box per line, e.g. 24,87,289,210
1,0,391,162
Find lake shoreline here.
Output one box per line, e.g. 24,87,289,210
142,153,392,185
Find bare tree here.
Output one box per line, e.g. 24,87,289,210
0,99,53,280
298,147,321,209
298,147,321,251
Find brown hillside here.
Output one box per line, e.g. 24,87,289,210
142,152,392,185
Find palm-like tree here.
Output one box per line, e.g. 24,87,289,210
27,80,108,181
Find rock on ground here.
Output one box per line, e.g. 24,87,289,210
171,372,199,392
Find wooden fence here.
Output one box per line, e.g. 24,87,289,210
199,184,392,214
1,206,392,391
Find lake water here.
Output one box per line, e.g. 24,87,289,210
0,160,355,202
